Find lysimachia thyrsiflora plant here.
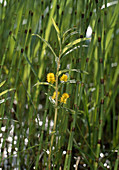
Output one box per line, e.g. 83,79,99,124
32,18,89,169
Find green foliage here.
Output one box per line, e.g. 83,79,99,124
0,0,119,169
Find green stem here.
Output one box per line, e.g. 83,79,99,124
48,53,61,169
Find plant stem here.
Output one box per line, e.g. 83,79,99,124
48,54,61,169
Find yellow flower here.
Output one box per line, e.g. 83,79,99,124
52,91,60,100
60,74,68,82
60,93,69,104
47,73,55,84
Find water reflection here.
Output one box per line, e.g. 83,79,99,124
0,109,117,169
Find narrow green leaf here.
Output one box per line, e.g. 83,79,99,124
33,82,55,89
0,80,6,88
52,18,60,34
0,88,15,97
62,27,77,41
61,38,90,55
52,18,61,48
62,31,79,44
32,34,58,61
62,45,88,58
58,79,77,89
58,69,88,76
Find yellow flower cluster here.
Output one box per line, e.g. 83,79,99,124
52,91,60,100
60,74,68,82
60,93,69,104
47,73,55,84
47,73,69,104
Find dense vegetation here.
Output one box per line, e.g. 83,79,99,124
0,0,119,169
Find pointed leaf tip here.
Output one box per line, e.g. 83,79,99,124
52,18,60,34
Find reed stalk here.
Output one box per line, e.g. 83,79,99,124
48,36,62,169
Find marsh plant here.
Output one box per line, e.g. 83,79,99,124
0,0,119,170
32,18,89,169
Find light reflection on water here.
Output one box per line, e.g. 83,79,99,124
0,113,115,169
0,110,56,168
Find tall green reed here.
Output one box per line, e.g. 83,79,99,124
0,0,119,169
